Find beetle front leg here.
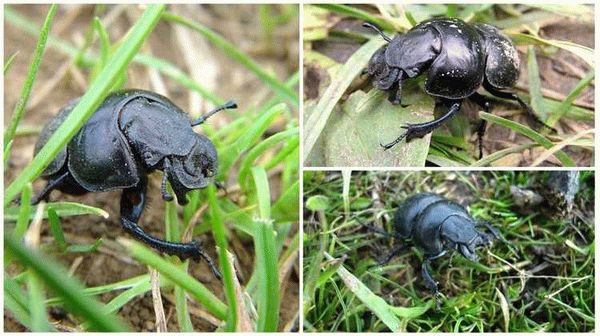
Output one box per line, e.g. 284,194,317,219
120,181,222,279
160,173,174,202
381,100,462,150
421,259,439,294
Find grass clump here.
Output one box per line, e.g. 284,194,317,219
303,170,594,332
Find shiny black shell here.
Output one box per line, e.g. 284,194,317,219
35,90,217,193
393,193,477,256
380,17,520,99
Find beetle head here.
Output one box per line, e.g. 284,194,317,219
440,215,492,262
164,136,218,205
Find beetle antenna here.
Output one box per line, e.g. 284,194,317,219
191,100,238,126
363,22,392,42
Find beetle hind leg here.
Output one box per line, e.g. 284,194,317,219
483,82,557,133
469,92,491,159
120,181,222,279
381,100,462,150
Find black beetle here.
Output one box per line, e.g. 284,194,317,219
31,89,237,278
363,18,548,157
366,193,503,295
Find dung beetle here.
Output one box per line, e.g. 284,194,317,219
363,18,549,157
31,89,237,278
365,193,504,295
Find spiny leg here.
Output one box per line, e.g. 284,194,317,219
421,258,439,294
374,67,400,91
31,171,70,205
160,172,174,202
482,82,557,133
376,244,409,267
469,92,491,159
381,100,463,150
387,71,405,105
120,178,222,279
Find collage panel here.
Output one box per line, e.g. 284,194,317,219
303,170,594,332
303,4,594,167
4,4,299,332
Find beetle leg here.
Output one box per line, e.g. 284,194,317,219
421,258,439,294
387,71,405,105
374,67,399,91
469,92,491,159
380,100,462,150
482,82,557,133
160,173,174,202
120,180,222,279
30,171,70,205
376,244,409,267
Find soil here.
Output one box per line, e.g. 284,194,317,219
304,10,594,166
4,4,299,332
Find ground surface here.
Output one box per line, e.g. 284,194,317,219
5,4,299,331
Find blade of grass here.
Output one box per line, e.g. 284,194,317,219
4,5,56,151
5,201,109,222
27,272,52,331
304,37,385,161
511,32,594,68
238,127,298,191
546,71,595,127
478,112,575,166
526,46,545,121
4,7,225,106
5,235,130,331
47,207,67,251
118,238,227,320
4,5,165,206
207,185,237,331
323,252,401,331
531,129,594,166
4,51,19,74
472,143,538,167
252,167,279,331
13,183,33,239
314,4,396,31
162,12,298,107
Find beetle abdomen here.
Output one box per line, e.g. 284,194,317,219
424,18,485,99
393,193,445,239
474,23,520,90
67,97,140,192
34,98,81,177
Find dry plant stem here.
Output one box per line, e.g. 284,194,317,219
226,250,254,331
163,294,221,327
68,256,84,276
150,268,168,332
515,83,594,110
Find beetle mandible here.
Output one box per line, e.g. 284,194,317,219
31,89,237,279
363,18,549,157
368,193,504,295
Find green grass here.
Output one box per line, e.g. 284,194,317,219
303,4,594,167
303,171,594,332
4,4,298,332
